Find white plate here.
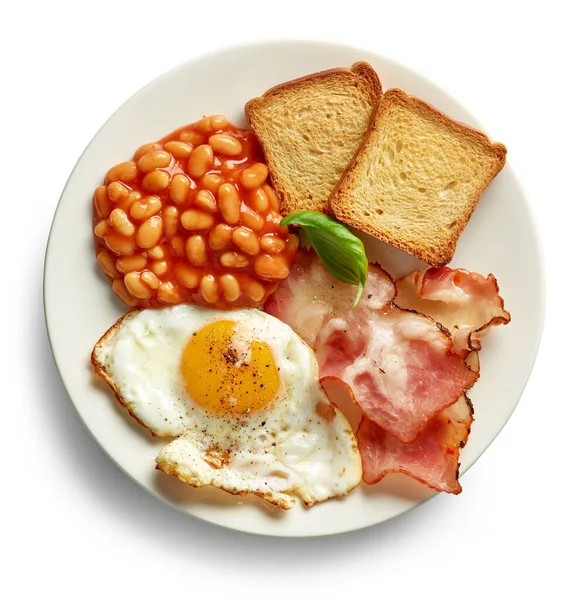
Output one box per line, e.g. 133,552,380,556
44,40,544,537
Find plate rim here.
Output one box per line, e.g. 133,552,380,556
43,38,546,537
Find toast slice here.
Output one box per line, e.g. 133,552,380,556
330,89,507,266
245,62,382,215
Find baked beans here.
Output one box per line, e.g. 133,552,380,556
147,245,165,260
137,150,172,173
106,161,137,185
185,235,207,266
151,260,168,277
109,208,135,237
193,189,217,213
248,187,269,213
94,220,108,238
243,279,266,303
210,114,228,130
169,235,185,257
142,170,170,192
93,116,298,309
188,144,214,178
140,270,160,290
286,233,300,253
93,186,110,219
209,134,243,156
208,224,232,251
232,227,260,256
263,184,280,212
169,174,191,204
218,183,241,225
112,278,139,306
254,253,290,280
97,251,117,279
219,274,241,302
163,206,179,237
134,143,157,161
200,274,219,303
124,271,152,299
164,141,193,160
157,281,182,304
175,264,201,289
108,181,129,203
116,255,148,274
130,196,162,220
105,231,135,256
240,207,265,232
240,163,269,189
220,251,250,269
136,216,163,249
201,173,222,194
260,234,286,254
179,131,205,146
180,209,214,232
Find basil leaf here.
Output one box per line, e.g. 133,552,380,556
280,210,368,307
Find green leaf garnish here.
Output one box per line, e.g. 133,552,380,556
280,210,368,308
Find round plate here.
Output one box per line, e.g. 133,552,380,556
44,40,544,537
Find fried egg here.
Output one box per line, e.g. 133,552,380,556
91,305,361,509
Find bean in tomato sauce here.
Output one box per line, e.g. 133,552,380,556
93,115,298,309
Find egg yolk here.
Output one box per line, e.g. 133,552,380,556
181,320,280,416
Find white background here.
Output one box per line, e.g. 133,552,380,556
3,0,581,597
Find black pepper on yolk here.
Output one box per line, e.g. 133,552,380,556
181,320,280,415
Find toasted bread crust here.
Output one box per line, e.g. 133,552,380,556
245,62,382,115
331,88,507,266
245,62,382,215
384,89,507,160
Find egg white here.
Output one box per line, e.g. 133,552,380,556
92,305,361,509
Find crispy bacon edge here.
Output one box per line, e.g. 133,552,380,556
357,394,475,494
395,267,511,354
